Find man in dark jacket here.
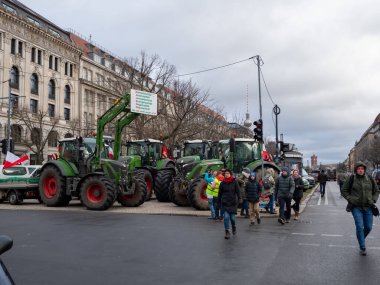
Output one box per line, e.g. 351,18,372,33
245,172,262,225
318,170,328,197
218,169,241,239
275,166,295,224
341,161,379,256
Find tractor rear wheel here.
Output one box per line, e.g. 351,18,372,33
39,166,70,207
117,176,147,207
135,170,154,201
168,174,190,206
188,178,209,210
154,169,174,202
80,176,116,211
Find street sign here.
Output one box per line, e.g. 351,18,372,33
130,89,157,115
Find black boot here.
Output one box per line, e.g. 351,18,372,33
225,230,231,239
232,225,236,235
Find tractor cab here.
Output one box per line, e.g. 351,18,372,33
126,139,166,168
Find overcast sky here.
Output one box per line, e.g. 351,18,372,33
21,0,380,165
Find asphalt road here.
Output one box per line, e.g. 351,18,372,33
1,182,380,285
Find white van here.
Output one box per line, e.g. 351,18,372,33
0,165,42,204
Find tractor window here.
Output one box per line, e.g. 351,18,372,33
3,167,27,176
234,142,260,162
183,143,203,157
60,141,76,162
127,143,147,157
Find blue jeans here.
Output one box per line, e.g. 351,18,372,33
208,198,215,218
320,183,326,196
352,207,373,250
240,199,249,215
213,197,221,219
223,211,236,230
266,194,274,212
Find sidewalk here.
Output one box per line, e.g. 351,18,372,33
0,185,318,217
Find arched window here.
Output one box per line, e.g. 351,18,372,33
31,73,38,95
64,85,70,104
11,125,22,143
10,66,19,89
47,131,59,147
64,133,73,138
48,79,55,100
31,127,41,145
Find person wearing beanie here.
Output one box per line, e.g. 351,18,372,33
245,171,262,225
218,169,241,239
341,161,379,256
275,166,295,224
212,172,225,221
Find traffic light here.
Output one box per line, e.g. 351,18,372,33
253,119,263,142
1,139,7,154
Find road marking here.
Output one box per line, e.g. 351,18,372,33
349,235,374,239
325,190,328,205
299,243,320,247
317,194,321,205
321,234,343,237
328,244,356,248
292,233,315,236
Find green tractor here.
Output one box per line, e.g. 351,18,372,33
169,138,281,210
38,94,147,210
120,139,175,201
168,140,223,207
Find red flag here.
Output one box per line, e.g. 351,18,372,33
4,152,29,169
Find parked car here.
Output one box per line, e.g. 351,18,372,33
0,165,42,204
372,170,380,186
302,169,315,187
310,170,320,182
0,235,15,284
302,177,310,191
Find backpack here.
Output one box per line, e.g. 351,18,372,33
263,177,272,190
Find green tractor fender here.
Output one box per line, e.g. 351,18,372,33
40,160,79,177
156,158,175,169
186,159,224,181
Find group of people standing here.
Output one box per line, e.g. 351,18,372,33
204,166,305,239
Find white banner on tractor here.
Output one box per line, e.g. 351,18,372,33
130,89,157,115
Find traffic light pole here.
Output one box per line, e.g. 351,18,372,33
255,55,264,180
6,78,11,154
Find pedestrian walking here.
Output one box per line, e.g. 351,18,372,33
205,169,217,220
291,169,304,220
212,172,224,221
240,168,250,218
275,166,295,225
337,171,347,192
263,168,276,214
245,172,262,226
341,161,379,256
318,170,328,197
218,169,241,239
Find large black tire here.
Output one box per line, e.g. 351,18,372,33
187,178,209,210
39,166,70,207
135,170,154,201
117,176,147,207
8,190,23,205
80,176,116,211
168,174,190,207
154,169,174,202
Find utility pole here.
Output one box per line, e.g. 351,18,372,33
273,104,281,162
254,55,264,179
7,77,11,153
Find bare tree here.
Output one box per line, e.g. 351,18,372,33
367,136,380,169
12,108,60,164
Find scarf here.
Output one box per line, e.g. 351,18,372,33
224,176,235,184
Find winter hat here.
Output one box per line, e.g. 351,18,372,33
250,172,256,177
217,174,224,181
281,166,289,172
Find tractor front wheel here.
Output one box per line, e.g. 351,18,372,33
135,170,154,201
39,166,70,207
117,176,147,207
188,178,209,210
168,174,190,207
8,190,23,205
154,169,174,202
80,176,116,211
